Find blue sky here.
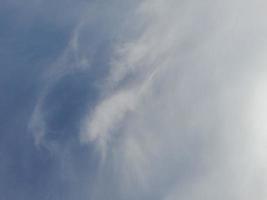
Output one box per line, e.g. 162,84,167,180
1,0,267,200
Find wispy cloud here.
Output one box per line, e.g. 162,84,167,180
27,0,267,199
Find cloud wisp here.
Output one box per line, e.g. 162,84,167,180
28,0,267,199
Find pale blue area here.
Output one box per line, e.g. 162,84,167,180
0,1,104,199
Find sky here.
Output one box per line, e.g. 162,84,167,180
1,0,267,200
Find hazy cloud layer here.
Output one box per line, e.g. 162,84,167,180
1,0,267,199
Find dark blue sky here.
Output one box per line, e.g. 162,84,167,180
0,1,98,199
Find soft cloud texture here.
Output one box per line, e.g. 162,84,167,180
1,0,267,199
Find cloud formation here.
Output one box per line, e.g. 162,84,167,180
3,0,267,199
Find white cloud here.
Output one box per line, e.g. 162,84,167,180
30,0,267,199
